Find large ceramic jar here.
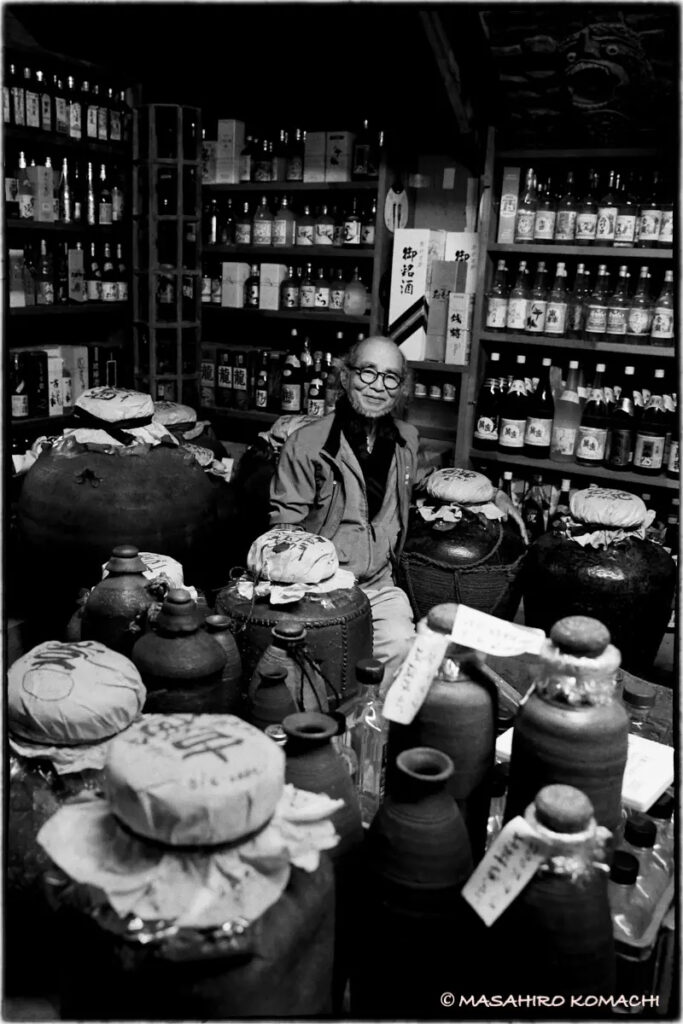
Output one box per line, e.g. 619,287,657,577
397,468,526,622
81,545,157,658
523,487,676,675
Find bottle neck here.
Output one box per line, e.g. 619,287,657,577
525,804,610,879
533,640,621,706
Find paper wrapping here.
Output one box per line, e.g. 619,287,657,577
100,551,198,600
570,487,648,529
416,497,504,523
37,785,342,930
63,420,176,448
234,568,356,606
152,400,197,427
247,529,339,585
425,467,495,504
9,728,134,775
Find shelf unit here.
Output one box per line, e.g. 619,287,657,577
201,305,370,325
459,132,677,492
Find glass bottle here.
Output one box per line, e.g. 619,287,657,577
525,261,548,334
604,264,630,342
16,151,34,220
633,370,667,475
345,659,388,826
614,172,638,247
36,238,54,305
86,82,99,139
71,161,82,222
472,351,501,449
110,172,124,222
299,262,316,309
533,177,556,242
352,119,372,180
637,171,662,248
252,196,273,246
204,199,218,246
554,170,578,242
329,268,346,310
24,66,40,129
650,270,674,345
235,200,252,245
332,204,345,247
254,359,270,410
607,369,636,470
10,352,29,419
216,350,234,408
86,242,102,302
252,138,272,183
647,793,675,877
621,677,656,736
97,163,112,225
280,265,299,309
625,266,653,342
513,167,538,244
343,267,368,316
595,169,618,246
219,198,235,245
239,135,254,183
56,158,71,224
115,243,128,303
656,176,673,248
53,74,68,135
575,169,599,244
66,75,81,139
498,354,529,452
244,263,260,308
485,762,509,850
271,128,288,181
524,357,554,458
620,814,670,905
285,128,304,182
101,242,118,303
583,264,610,339
314,204,335,245
272,195,296,247
295,204,315,246
314,266,330,308
484,259,508,331
11,63,25,126
361,198,377,246
609,851,651,942
575,365,609,466
523,474,549,541
548,477,572,532
107,86,121,143
306,361,326,417
232,351,249,411
550,359,582,463
86,162,96,226
505,260,529,333
343,197,362,246
96,82,108,140
544,261,569,336
566,263,588,338
280,352,303,413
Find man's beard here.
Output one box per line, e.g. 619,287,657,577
347,388,396,420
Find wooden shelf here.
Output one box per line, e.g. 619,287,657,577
496,147,659,161
478,332,675,359
8,302,129,316
409,360,466,374
488,242,670,260
6,219,126,234
206,244,375,259
4,126,127,157
203,181,379,193
201,406,278,423
201,306,370,324
470,450,678,490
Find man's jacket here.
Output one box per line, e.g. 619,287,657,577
269,412,419,588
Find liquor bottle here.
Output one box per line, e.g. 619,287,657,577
272,195,296,247
100,242,118,303
344,197,362,246
544,261,569,336
71,161,82,222
361,197,377,246
218,198,235,245
603,264,630,341
306,364,326,417
66,75,81,139
525,261,548,334
55,242,69,304
314,266,330,308
614,172,638,247
299,262,316,308
650,270,674,345
329,268,346,310
332,204,345,247
17,151,34,220
607,367,636,470
498,354,529,452
108,86,121,143
24,66,40,130
10,63,25,126
550,359,582,463
201,261,212,304
347,659,387,825
548,477,572,532
97,83,108,140
533,178,556,242
116,243,128,302
565,263,587,338
505,260,529,332
522,474,548,541
513,167,538,243
472,352,501,449
53,156,69,225
637,171,662,248
583,263,610,339
53,74,68,135
239,135,254,182
86,242,102,302
554,170,578,242
633,370,667,475
110,171,124,222
216,351,234,408
314,204,335,245
86,82,99,139
343,267,369,316
524,357,554,458
324,347,340,412
254,357,269,410
657,177,673,248
86,162,96,226
252,139,272,183
232,351,249,411
10,350,30,420
272,129,288,180
620,814,670,905
97,163,112,225
295,204,315,246
36,238,54,305
625,266,653,341
235,201,252,245
34,68,51,132
299,335,314,374
244,264,260,308
252,196,273,246
484,259,508,331
280,265,299,309
648,793,675,876
280,353,303,413
595,169,618,245
575,169,599,244
352,120,372,180
2,62,10,125
285,128,305,182
575,365,609,466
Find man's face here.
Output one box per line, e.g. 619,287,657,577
343,339,405,420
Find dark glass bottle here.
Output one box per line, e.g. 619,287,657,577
523,357,554,458
472,352,502,449
498,354,529,452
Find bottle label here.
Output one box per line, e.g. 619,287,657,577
285,157,303,181
658,210,673,245
281,285,299,308
100,281,117,303
314,223,334,245
296,224,314,246
544,301,567,334
69,102,81,139
97,106,108,140
554,210,576,240
36,280,53,305
314,287,330,308
634,433,665,470
614,213,636,245
462,816,547,926
272,219,289,245
606,306,627,335
575,212,597,241
485,296,508,329
596,206,617,241
12,86,25,125
514,209,535,241
55,97,68,133
217,365,233,388
626,308,652,336
112,193,124,222
300,285,316,308
585,303,607,334
239,156,252,182
109,110,122,142
3,86,10,124
255,388,268,409
360,223,375,246
638,211,662,244
551,425,578,456
498,418,526,448
525,299,547,333
329,287,345,310
18,192,34,219
307,397,325,417
382,630,451,726
651,308,674,339
668,440,679,474
252,221,272,245
576,425,607,461
86,279,100,301
211,279,222,303
201,277,212,303
12,394,29,417
117,282,129,302
524,417,552,447
506,297,527,332
235,223,251,245
281,384,302,412
343,220,361,245
608,428,634,467
233,367,247,391
25,90,40,128
86,105,98,138
99,201,113,226
474,415,499,442
533,211,556,241
246,284,259,306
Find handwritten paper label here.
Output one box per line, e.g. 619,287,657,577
382,631,450,725
450,605,546,657
462,817,546,926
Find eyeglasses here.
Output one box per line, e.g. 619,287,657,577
351,365,404,391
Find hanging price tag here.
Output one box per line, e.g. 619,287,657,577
450,605,546,657
382,630,451,725
462,817,547,926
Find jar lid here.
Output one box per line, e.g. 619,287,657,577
205,614,231,633
156,589,201,635
102,551,187,591
248,528,338,584
9,640,145,747
105,544,147,575
624,813,656,848
534,785,593,834
272,623,306,644
104,714,284,845
425,468,495,505
569,487,647,529
152,400,197,427
622,677,656,710
550,616,611,658
76,386,154,423
610,850,639,885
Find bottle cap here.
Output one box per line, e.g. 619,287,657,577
156,588,200,634
490,762,510,798
550,616,611,658
264,723,287,746
356,658,384,687
624,814,656,849
534,785,594,834
610,850,639,885
105,544,147,575
622,677,656,710
205,614,231,633
647,791,674,821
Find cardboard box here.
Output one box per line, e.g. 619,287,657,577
259,263,288,311
201,139,218,185
388,229,448,360
9,249,26,307
68,246,86,303
445,292,475,365
41,347,65,415
33,165,55,222
62,345,89,401
215,119,245,184
325,131,355,183
303,131,326,183
444,232,479,292
221,261,250,308
24,350,49,416
497,166,521,244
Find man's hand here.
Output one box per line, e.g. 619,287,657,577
494,489,529,545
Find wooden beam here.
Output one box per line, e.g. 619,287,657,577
419,9,473,136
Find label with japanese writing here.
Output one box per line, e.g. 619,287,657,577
87,279,102,302
658,210,673,246
554,210,576,241
315,224,335,245
361,224,375,246
533,211,555,241
296,224,314,246
552,425,578,457
524,417,552,447
382,631,451,726
252,221,273,245
329,287,345,310
217,365,233,388
499,417,525,448
506,297,527,332
626,308,652,336
109,110,122,142
485,297,507,329
281,285,299,308
25,89,40,128
514,209,535,241
344,220,361,245
614,214,636,245
97,106,108,140
544,301,567,334
606,306,628,335
526,299,547,333
87,105,98,138
475,416,498,442
638,211,661,244
69,101,82,139
576,425,608,461
462,817,547,926
102,281,118,303
281,384,302,412
596,206,617,241
12,394,29,418
668,440,679,474
584,303,607,334
55,97,68,133
633,433,665,470
300,285,316,308
233,367,248,391
3,85,10,124
314,286,330,308
235,224,251,244
450,604,546,657
11,86,25,125
651,307,674,339
575,212,597,241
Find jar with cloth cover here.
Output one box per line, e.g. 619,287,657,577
397,468,526,622
37,713,341,1019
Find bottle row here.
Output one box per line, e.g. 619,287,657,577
9,344,123,420
4,59,129,144
473,351,679,477
412,377,457,403
203,195,376,249
500,166,673,248
200,261,370,315
8,240,128,307
5,152,125,224
485,259,674,344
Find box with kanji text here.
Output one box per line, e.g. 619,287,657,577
389,229,447,361
445,292,475,365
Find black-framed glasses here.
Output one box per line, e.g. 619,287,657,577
351,365,404,391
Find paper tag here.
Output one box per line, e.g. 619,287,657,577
382,631,451,725
450,605,546,657
462,816,546,926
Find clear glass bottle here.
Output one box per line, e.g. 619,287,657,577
344,659,388,826
343,267,368,316
620,814,670,906
272,195,296,247
550,359,582,463
252,196,273,246
544,261,569,336
621,677,656,735
647,792,675,877
609,851,651,942
485,259,508,331
554,170,578,242
485,762,509,850
505,260,529,332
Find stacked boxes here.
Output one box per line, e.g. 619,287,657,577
303,132,326,183
325,131,355,183
221,262,250,308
